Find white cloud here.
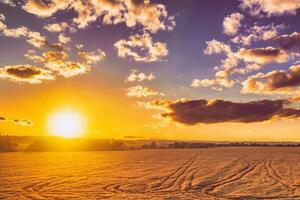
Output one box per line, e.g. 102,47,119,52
22,0,175,33
125,69,156,82
58,33,71,44
240,0,300,16
114,33,168,62
204,39,231,55
232,23,286,46
44,22,69,32
223,12,244,36
126,85,164,98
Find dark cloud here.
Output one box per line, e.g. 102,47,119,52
242,65,300,94
266,65,300,89
152,99,300,125
275,32,300,51
0,64,54,83
13,119,33,126
0,116,32,126
6,65,43,78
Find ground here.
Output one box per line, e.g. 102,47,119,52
1,148,300,199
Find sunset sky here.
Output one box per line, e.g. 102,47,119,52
0,0,300,141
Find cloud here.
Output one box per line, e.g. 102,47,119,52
125,69,156,82
204,39,231,55
0,15,28,38
275,32,300,52
26,31,63,50
78,49,106,64
194,39,242,90
143,98,300,125
240,0,300,16
22,0,175,33
58,33,71,44
42,51,91,78
44,22,69,32
22,0,70,18
232,23,286,46
0,15,63,50
237,47,290,64
114,33,168,62
0,116,33,126
0,116,6,121
191,70,235,90
126,85,164,98
123,0,175,33
13,119,33,126
223,12,244,36
24,50,46,62
0,64,54,84
242,64,300,94
25,50,105,78
0,0,16,7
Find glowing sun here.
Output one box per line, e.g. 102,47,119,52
48,111,84,138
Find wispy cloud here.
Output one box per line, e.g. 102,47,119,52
125,69,156,83
114,33,168,62
126,85,164,98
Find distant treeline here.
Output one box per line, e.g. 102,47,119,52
1,135,300,152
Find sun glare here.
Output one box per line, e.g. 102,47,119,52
48,111,84,138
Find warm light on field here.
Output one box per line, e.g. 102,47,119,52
48,110,84,138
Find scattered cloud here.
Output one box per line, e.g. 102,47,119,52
0,0,16,7
232,23,286,46
78,49,106,64
126,85,164,98
58,33,71,44
22,0,70,18
42,51,90,78
0,14,63,50
242,64,300,94
223,12,244,36
125,69,156,82
240,0,300,16
44,22,69,33
24,49,105,79
191,70,235,90
21,0,175,33
204,39,231,55
114,33,168,62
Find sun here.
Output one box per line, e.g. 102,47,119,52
47,110,85,138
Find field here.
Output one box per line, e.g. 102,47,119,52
1,147,300,199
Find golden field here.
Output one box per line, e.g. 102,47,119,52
1,147,300,199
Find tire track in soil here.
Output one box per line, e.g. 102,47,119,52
150,151,201,192
203,159,264,194
101,151,202,194
264,159,296,193
20,177,60,200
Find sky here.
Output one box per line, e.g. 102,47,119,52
0,0,300,141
